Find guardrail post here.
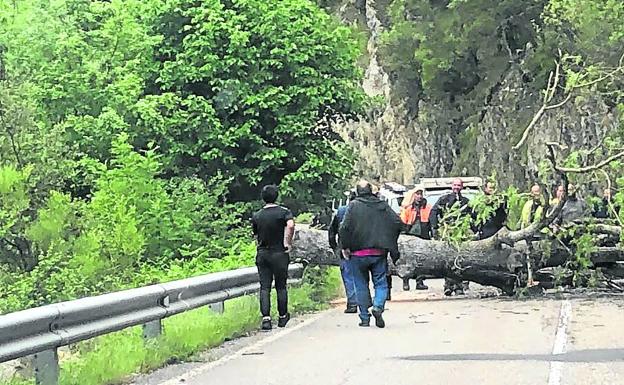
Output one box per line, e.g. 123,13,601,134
142,319,162,339
208,301,225,314
34,349,59,385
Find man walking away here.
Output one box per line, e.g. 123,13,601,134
430,178,471,296
251,185,295,331
339,180,402,328
329,190,358,313
371,184,394,300
399,186,432,290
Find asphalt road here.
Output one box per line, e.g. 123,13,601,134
142,278,624,385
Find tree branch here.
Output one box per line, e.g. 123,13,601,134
513,60,562,151
591,224,621,238
572,52,624,90
555,150,624,173
513,51,624,151
595,169,623,227
496,143,569,245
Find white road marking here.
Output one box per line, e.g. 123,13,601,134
158,310,333,385
548,300,572,385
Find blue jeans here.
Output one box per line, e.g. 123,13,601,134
349,256,388,321
340,259,357,306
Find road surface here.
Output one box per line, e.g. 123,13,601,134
138,278,624,385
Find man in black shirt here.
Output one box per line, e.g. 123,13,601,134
251,185,295,331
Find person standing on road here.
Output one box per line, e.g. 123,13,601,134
339,180,402,328
557,183,589,226
550,184,565,207
251,185,295,331
399,186,431,291
473,180,507,240
592,188,619,219
520,184,545,228
430,178,471,296
329,190,358,314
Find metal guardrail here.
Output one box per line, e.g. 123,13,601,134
0,263,305,384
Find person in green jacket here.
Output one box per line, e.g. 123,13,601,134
520,184,545,228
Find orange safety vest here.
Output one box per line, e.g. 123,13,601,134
400,203,431,225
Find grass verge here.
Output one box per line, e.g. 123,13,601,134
1,266,341,385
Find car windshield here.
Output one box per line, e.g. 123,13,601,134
387,196,403,214
425,189,480,207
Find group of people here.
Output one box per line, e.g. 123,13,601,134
251,180,402,329
326,178,619,322
250,179,618,330
521,184,617,228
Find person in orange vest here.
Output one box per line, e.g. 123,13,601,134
399,186,432,291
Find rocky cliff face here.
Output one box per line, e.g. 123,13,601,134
331,0,620,189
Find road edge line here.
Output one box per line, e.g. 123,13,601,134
158,309,334,385
547,300,572,385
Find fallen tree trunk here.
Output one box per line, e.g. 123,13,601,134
292,226,523,295
292,226,624,295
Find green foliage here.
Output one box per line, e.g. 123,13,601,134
295,212,314,224
569,231,597,287
0,0,159,124
381,0,544,102
0,0,364,316
0,164,36,270
0,165,32,239
551,265,569,289
504,187,525,231
544,0,624,60
0,135,251,313
435,203,474,247
134,0,364,202
2,0,364,204
436,180,524,244
1,268,340,385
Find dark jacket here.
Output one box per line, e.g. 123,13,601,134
557,196,589,225
328,205,348,249
430,192,471,231
338,194,402,260
592,198,619,219
474,198,507,239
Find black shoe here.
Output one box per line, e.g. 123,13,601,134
358,319,370,327
444,288,453,297
261,318,272,331
415,281,428,290
371,307,385,328
402,280,410,291
277,313,290,328
344,305,358,314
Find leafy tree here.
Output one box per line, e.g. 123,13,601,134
544,0,624,62
381,0,545,103
136,0,365,202
2,0,364,205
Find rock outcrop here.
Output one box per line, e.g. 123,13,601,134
327,0,620,188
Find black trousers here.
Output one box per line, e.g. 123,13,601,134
256,249,289,318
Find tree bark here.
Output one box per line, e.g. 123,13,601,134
292,225,624,296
